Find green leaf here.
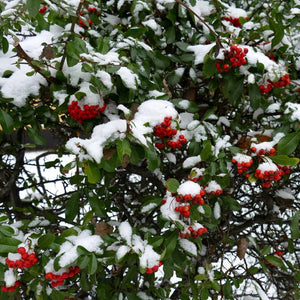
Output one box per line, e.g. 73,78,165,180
277,132,300,155
165,26,176,44
77,255,90,270
65,192,79,223
38,233,55,249
164,231,178,259
201,140,212,161
84,161,101,184
141,197,161,213
145,144,160,171
223,280,233,299
269,18,284,48
0,237,20,253
203,51,217,78
249,84,262,110
165,178,180,193
88,253,98,275
0,225,14,236
88,194,106,218
291,210,300,239
265,255,286,270
227,76,244,105
75,91,86,100
2,37,9,54
26,126,46,145
124,27,146,38
0,109,14,133
27,0,40,17
269,155,299,166
117,139,132,162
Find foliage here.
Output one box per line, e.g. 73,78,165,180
0,0,300,299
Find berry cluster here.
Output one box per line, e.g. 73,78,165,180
1,281,20,293
45,266,81,288
205,181,223,196
78,6,100,28
179,225,207,239
216,45,248,72
154,117,187,150
222,16,243,27
259,74,290,94
251,146,276,156
146,261,163,274
68,100,106,123
39,6,47,14
175,192,206,205
5,247,38,269
175,204,191,218
254,162,285,188
232,153,254,175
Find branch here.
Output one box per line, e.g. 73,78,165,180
14,40,57,84
175,0,223,56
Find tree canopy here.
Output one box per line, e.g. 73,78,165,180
0,0,300,299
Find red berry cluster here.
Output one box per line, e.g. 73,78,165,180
45,266,81,288
86,6,100,15
232,157,254,174
1,281,20,293
277,165,291,175
216,45,248,72
146,261,163,274
154,117,187,150
68,100,106,123
39,6,47,14
251,147,276,156
174,191,206,218
179,226,207,238
254,167,285,188
222,16,242,27
78,19,93,27
259,74,290,94
5,247,38,269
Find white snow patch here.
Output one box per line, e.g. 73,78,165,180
179,239,197,256
177,180,201,196
119,221,132,245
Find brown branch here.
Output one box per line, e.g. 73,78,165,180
14,40,57,84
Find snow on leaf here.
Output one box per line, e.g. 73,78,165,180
179,239,197,256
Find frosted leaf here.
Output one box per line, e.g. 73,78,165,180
119,221,132,246
179,239,197,256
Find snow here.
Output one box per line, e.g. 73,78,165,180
58,229,103,267
8,252,21,261
141,203,158,213
116,245,130,261
187,43,216,64
284,102,300,121
183,155,201,169
232,153,253,164
275,188,295,200
214,202,221,219
139,244,161,269
217,116,230,127
257,160,278,173
266,103,281,113
177,180,202,196
253,281,270,300
4,269,17,287
205,180,222,194
116,67,140,89
188,0,214,18
66,119,127,163
179,239,197,256
214,135,231,156
142,19,162,35
96,70,113,90
178,99,190,109
160,192,181,222
119,221,132,245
